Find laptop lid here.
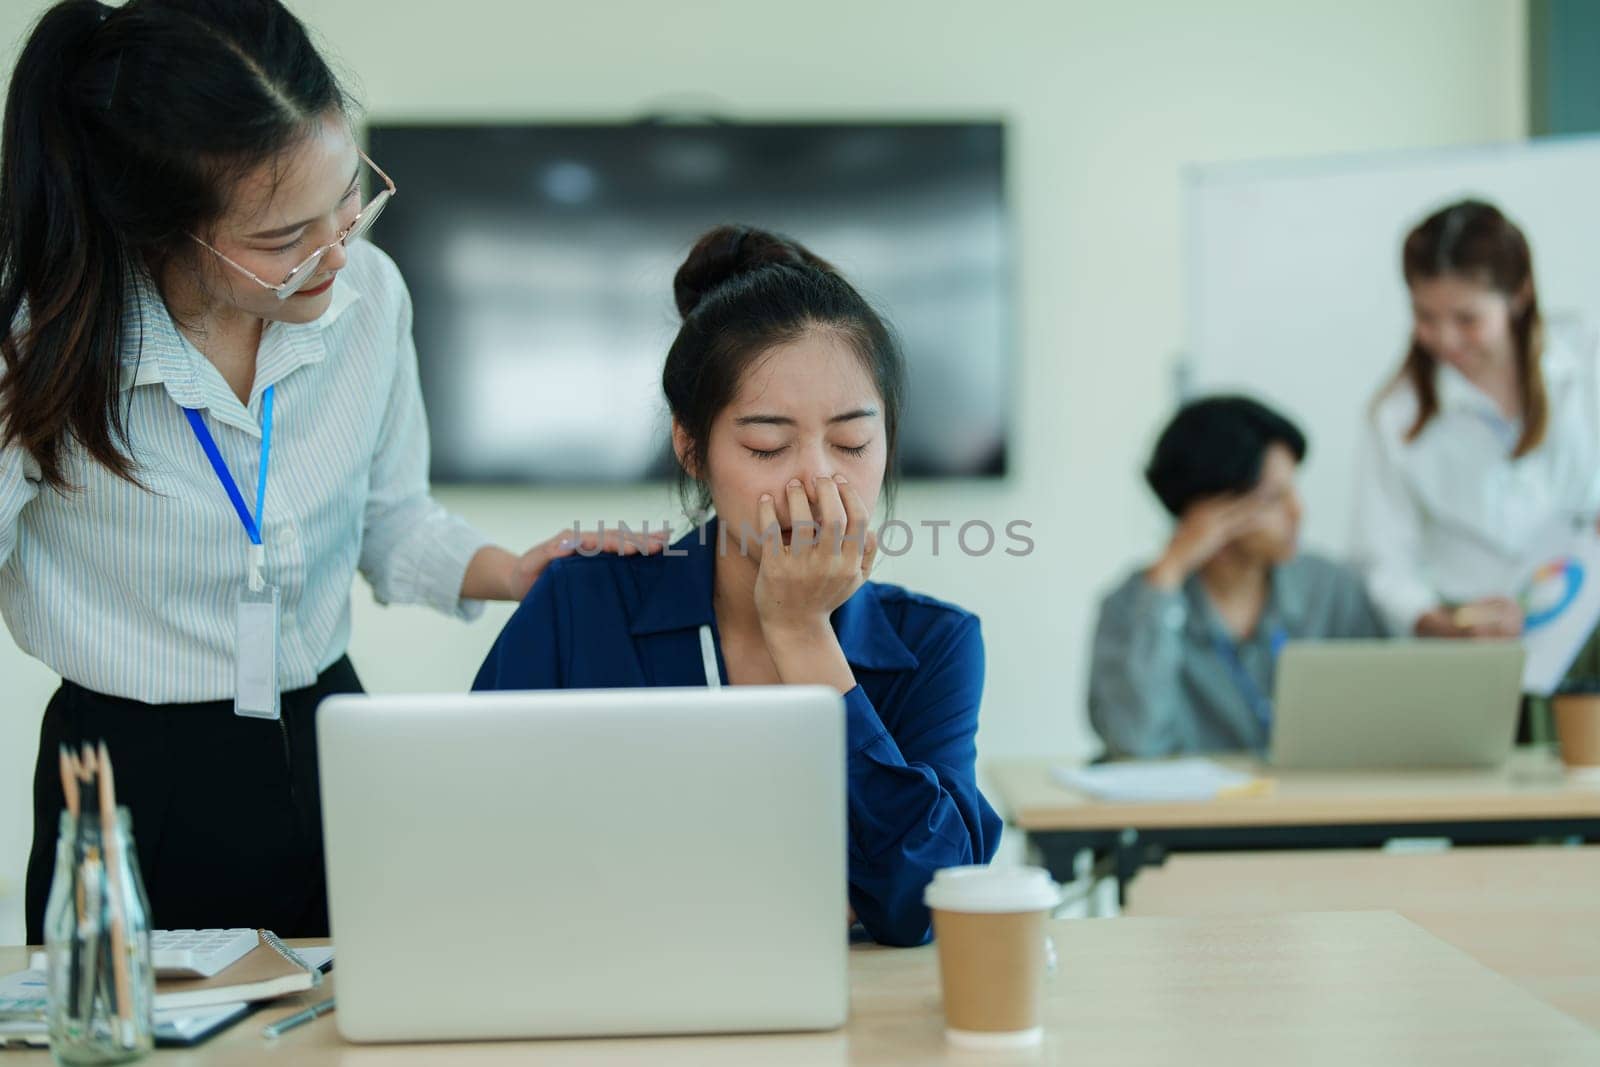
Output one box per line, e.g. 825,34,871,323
318,686,849,1042
1269,640,1525,770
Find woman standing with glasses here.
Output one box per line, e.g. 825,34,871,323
1,0,657,942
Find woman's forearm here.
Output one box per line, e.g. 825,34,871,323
461,545,518,601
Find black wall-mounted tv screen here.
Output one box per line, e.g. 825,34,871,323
366,121,1011,485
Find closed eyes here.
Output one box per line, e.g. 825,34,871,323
747,443,870,461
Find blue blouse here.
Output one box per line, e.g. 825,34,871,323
472,518,1001,946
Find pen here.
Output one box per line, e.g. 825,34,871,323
262,996,335,1039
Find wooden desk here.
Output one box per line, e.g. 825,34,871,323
6,912,1600,1064
989,748,1600,897
1125,845,1600,1031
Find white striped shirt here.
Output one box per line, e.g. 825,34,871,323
0,241,490,703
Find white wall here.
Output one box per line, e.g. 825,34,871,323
0,0,1526,941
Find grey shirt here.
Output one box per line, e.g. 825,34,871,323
1088,553,1388,758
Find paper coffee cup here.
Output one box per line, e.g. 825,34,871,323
924,865,1061,1049
1553,694,1600,773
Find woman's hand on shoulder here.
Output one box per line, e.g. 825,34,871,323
470,526,671,603
507,526,672,601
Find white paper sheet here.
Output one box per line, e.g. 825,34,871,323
1052,758,1257,802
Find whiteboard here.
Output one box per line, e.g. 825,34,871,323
1185,136,1600,557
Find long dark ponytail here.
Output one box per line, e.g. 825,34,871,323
0,0,348,490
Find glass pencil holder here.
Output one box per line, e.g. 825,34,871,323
43,809,156,1065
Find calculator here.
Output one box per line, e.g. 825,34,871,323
150,928,258,978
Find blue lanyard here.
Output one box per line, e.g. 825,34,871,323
1213,624,1287,737
182,385,274,547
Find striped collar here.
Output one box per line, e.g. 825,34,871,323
118,267,362,438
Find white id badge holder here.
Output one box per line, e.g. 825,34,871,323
236,547,281,720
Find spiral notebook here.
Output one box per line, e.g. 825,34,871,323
151,930,331,1011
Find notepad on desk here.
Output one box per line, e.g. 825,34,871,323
6,930,333,1049
1053,758,1273,802
0,964,252,1050
2,969,254,1049
28,930,331,1013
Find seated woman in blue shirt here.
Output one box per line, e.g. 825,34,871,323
474,225,1001,946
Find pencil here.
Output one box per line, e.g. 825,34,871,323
62,746,86,925
59,746,79,818
96,742,136,1047
73,749,98,1022
77,748,102,1024
59,745,85,1018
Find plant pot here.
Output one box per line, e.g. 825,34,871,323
1550,694,1600,771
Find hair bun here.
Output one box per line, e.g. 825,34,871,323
673,225,836,320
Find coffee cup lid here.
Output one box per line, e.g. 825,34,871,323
923,865,1062,913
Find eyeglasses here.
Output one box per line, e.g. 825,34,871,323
190,149,396,300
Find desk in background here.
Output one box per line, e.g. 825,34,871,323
5,911,1600,1064
1125,844,1600,1032
989,747,1600,901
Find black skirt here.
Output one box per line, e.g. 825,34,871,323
25,657,363,943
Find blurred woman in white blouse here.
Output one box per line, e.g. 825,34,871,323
1352,199,1599,641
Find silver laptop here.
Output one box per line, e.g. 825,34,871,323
1270,640,1525,770
317,687,849,1043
